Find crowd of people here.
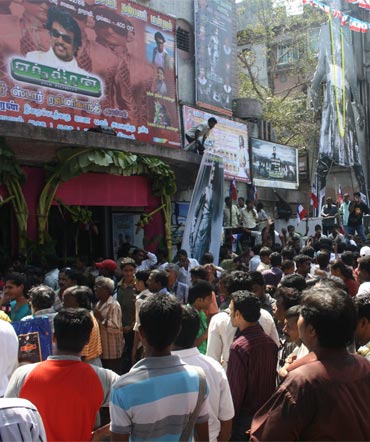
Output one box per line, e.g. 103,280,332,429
1,196,370,440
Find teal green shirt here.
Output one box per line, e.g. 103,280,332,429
10,300,31,322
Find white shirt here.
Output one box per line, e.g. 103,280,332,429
172,347,234,442
240,208,257,228
249,255,261,272
357,282,370,297
186,123,211,140
0,398,46,441
136,252,157,271
0,320,19,396
206,308,279,371
26,47,89,76
177,258,199,286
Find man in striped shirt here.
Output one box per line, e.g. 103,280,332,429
110,294,209,441
227,291,278,441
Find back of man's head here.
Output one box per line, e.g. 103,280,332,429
317,250,330,269
279,273,307,291
270,252,282,267
190,265,208,281
222,270,249,295
359,256,370,276
150,269,169,288
139,294,182,351
188,280,213,304
300,286,357,349
54,308,93,353
28,285,55,311
246,271,265,289
174,306,200,350
231,290,261,323
356,293,370,321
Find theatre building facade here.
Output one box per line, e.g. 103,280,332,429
0,0,239,264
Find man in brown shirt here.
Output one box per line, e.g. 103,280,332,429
250,284,370,441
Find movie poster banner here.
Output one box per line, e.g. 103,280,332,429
183,105,250,182
195,0,233,115
251,138,299,190
181,151,224,265
0,0,180,147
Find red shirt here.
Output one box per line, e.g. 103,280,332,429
227,323,278,418
20,359,104,441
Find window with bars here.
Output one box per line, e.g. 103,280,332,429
276,42,301,65
177,27,190,52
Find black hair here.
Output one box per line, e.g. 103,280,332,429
60,268,85,285
200,252,214,265
359,256,370,274
281,260,294,271
136,269,151,285
139,294,182,351
300,246,315,259
293,254,312,266
231,290,261,322
281,247,295,261
5,272,27,287
245,271,265,288
260,247,272,258
149,269,169,288
340,251,354,267
300,286,357,348
63,285,92,310
331,259,354,280
28,285,55,311
190,265,208,281
174,305,200,349
188,280,213,304
354,191,361,197
285,305,301,320
208,117,217,125
275,287,301,311
222,271,250,295
46,6,82,52
270,252,282,267
154,31,165,42
279,273,307,291
317,250,330,269
356,293,370,321
54,308,93,353
178,249,188,258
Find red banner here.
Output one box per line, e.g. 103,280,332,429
0,0,180,147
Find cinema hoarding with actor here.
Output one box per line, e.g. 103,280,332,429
195,0,233,115
0,0,180,147
181,151,224,265
183,105,250,182
251,138,299,190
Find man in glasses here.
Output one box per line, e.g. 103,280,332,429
26,5,88,75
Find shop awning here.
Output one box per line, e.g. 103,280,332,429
54,173,150,206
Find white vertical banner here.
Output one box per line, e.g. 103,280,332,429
181,152,224,264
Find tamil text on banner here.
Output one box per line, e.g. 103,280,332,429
251,138,299,190
181,151,224,265
183,105,250,182
194,0,233,115
0,0,180,147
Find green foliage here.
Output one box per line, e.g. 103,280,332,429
38,148,176,247
238,0,324,148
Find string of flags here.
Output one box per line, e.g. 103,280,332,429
346,0,370,11
303,0,370,33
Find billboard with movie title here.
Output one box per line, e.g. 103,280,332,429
0,0,180,147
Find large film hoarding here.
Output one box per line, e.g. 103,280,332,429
183,105,250,182
181,151,224,264
0,0,180,147
195,0,233,115
251,138,299,189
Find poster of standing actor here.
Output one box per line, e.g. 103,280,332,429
181,152,224,265
0,0,180,147
251,138,299,189
183,105,250,182
195,0,233,115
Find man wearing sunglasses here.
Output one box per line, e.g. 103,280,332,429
26,5,88,76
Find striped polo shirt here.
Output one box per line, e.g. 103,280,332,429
110,355,209,441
